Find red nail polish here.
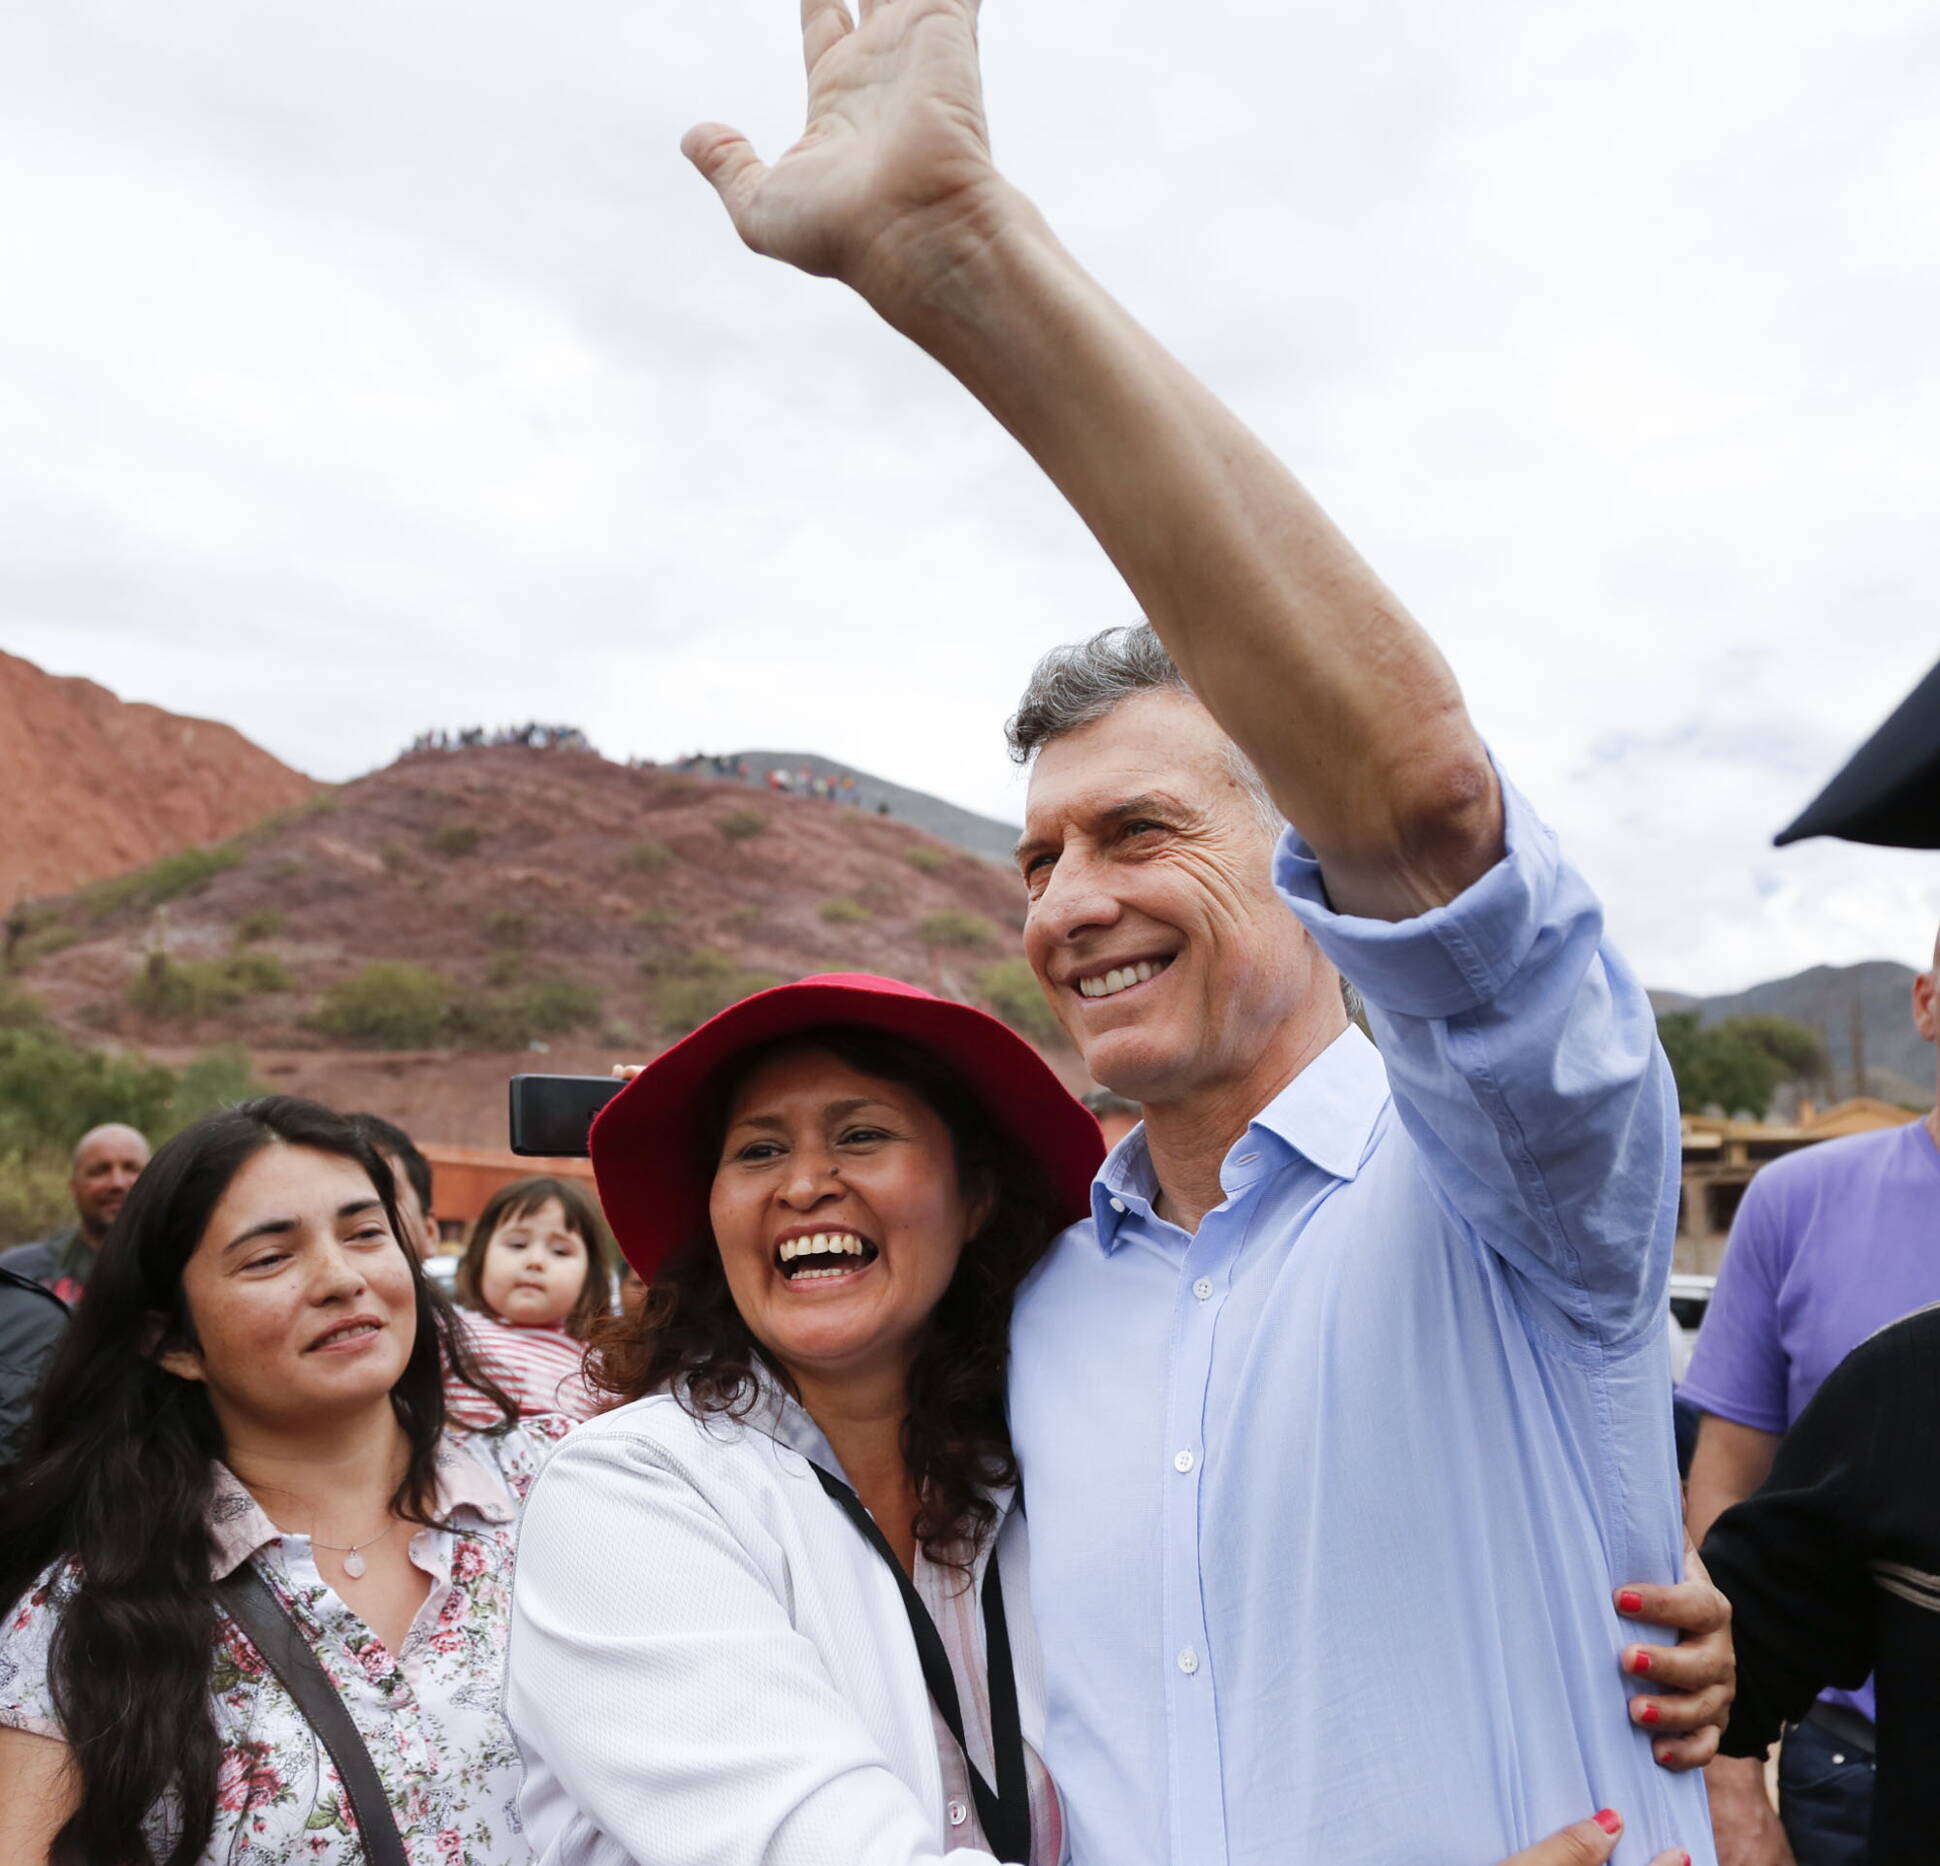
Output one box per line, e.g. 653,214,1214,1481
1631,1649,1652,1673
1594,1808,1623,1835
1617,1589,1643,1614
1641,1703,1661,1724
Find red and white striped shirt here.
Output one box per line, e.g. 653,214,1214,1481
445,1308,601,1427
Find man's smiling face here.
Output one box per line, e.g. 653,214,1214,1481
1018,687,1330,1107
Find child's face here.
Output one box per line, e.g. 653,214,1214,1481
477,1197,587,1331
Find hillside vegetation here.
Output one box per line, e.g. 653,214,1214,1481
6,745,1069,1147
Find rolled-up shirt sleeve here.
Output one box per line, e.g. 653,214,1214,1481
504,1424,998,1866
1274,763,1677,1348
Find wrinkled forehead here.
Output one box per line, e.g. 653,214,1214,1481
1021,689,1251,841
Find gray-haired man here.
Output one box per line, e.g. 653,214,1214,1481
686,6,1728,1862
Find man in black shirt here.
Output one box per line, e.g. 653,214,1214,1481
0,1122,149,1303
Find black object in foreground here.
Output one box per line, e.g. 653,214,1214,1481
1776,654,1940,849
509,1074,623,1157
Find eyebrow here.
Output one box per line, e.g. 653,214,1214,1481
728,1096,890,1134
225,1197,385,1255
1015,791,1187,866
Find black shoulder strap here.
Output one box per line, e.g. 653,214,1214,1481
215,1564,410,1866
810,1465,1032,1863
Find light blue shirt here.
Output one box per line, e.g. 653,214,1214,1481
1009,776,1713,1866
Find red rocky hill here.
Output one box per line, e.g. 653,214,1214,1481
0,648,320,903
11,743,1073,1147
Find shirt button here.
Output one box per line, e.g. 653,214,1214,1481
1173,1449,1196,1473
1109,1197,1126,1214
1193,1278,1213,1301
1177,1647,1200,1676
947,1798,969,1828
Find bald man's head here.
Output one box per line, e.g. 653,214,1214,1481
70,1124,150,1246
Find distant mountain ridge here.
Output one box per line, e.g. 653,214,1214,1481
1651,959,1931,1107
0,648,319,904
704,750,1021,867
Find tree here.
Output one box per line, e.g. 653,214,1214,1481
1655,1010,1827,1120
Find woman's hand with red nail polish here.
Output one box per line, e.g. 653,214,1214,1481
1488,1808,1692,1864
1613,1538,1736,1769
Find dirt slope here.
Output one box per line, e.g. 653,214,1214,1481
0,648,320,903
13,743,1073,1147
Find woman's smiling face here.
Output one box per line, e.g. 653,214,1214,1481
708,1043,985,1391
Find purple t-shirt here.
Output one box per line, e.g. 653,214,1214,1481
1683,1115,1940,1721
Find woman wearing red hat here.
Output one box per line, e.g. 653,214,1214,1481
502,975,1099,1866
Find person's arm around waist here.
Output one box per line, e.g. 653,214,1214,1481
685,0,1500,923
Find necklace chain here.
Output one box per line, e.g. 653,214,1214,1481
310,1518,398,1556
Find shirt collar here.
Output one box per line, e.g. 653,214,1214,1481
1088,1025,1390,1253
205,1429,517,1580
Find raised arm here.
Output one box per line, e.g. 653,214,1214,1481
685,0,1500,921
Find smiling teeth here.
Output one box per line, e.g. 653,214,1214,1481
1079,959,1168,1000
314,1322,378,1346
778,1233,866,1262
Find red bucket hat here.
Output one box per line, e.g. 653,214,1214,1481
590,972,1105,1281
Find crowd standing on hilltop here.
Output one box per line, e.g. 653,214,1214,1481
5,5,1940,1866
405,723,596,756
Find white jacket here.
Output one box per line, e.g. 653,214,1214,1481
505,1379,1056,1866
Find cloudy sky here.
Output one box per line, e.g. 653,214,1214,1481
4,0,1937,993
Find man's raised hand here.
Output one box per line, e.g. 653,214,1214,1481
681,0,1005,306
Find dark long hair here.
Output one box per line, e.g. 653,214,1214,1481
0,1096,514,1866
454,1173,618,1340
587,1028,1062,1567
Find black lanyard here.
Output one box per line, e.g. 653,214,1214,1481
809,1465,1033,1864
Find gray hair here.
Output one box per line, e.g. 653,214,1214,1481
1006,622,1280,834
1008,621,1364,1026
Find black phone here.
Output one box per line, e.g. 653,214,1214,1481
508,1074,624,1157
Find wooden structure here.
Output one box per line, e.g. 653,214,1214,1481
419,1142,599,1242
1674,1099,1920,1273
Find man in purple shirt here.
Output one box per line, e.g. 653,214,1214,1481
1683,926,1940,1866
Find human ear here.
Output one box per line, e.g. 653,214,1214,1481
145,1314,208,1385
1914,971,1938,1045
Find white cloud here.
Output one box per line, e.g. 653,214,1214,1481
3,0,1936,992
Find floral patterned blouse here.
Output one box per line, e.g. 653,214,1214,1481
0,1418,572,1865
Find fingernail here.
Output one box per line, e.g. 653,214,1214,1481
1641,1703,1661,1724
1594,1808,1623,1835
1630,1648,1652,1673
1617,1589,1643,1614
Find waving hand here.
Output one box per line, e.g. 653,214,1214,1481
682,0,1005,301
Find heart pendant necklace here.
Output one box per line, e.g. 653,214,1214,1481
312,1518,397,1580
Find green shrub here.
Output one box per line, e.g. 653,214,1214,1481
485,950,525,989
129,950,290,1020
659,967,782,1037
0,1148,74,1251
635,905,681,931
977,959,1062,1045
224,950,292,994
644,949,781,1036
902,846,949,875
234,909,285,944
379,839,412,875
81,844,242,918
485,911,530,949
717,811,766,843
312,963,454,1048
519,977,602,1037
426,824,482,858
448,976,603,1050
0,1026,176,1156
917,910,996,950
624,840,673,873
818,897,870,926
165,1046,266,1129
0,984,49,1034
726,904,766,933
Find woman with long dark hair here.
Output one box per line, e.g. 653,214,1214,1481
0,1096,563,1866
